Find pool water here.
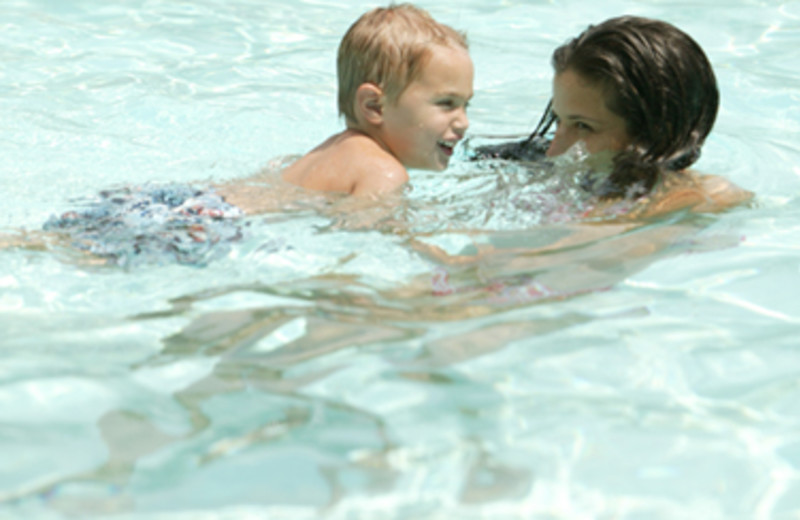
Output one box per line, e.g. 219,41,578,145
2,0,800,518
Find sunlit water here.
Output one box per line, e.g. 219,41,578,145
2,0,800,519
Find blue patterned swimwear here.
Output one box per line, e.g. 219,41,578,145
43,184,245,267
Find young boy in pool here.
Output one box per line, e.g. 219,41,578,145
0,5,471,266
280,3,473,197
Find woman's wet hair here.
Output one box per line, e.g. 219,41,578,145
548,16,719,197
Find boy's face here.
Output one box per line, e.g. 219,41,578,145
378,44,473,171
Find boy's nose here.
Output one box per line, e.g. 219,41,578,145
453,108,469,136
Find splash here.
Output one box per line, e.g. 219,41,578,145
406,141,636,233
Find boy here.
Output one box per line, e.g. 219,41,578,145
281,4,473,197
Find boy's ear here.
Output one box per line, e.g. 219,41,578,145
355,83,385,125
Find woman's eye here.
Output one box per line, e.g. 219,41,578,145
576,122,593,132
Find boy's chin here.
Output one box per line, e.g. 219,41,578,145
407,154,449,171
429,157,450,171
410,162,448,172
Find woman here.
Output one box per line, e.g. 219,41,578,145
473,16,752,217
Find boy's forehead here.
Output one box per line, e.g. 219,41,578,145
414,44,473,88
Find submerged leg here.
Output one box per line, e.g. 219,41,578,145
0,230,55,251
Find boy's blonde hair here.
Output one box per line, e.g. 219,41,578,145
337,4,468,124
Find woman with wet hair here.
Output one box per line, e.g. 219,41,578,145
474,16,751,215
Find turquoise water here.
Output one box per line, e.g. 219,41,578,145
2,0,800,518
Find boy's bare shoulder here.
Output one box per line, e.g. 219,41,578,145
283,130,409,196
330,131,409,195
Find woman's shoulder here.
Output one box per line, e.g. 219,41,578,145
634,170,753,218
692,172,754,209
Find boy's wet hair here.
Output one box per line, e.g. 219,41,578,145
551,16,719,197
337,3,468,125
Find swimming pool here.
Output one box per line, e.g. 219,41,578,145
2,0,800,518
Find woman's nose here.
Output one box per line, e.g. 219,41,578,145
545,132,565,157
546,123,575,157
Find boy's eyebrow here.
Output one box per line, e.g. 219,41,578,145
436,90,473,99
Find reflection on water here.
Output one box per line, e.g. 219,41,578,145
0,203,772,518
9,208,726,516
1,201,722,516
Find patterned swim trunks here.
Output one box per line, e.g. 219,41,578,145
43,184,245,267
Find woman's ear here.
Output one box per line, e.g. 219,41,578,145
355,83,385,126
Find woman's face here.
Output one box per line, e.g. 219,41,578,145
546,69,632,157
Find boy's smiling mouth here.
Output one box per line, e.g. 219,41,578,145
437,140,458,156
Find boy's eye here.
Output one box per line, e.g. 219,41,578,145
436,99,471,114
575,121,593,132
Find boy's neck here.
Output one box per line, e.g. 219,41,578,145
345,121,372,137
343,124,390,154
